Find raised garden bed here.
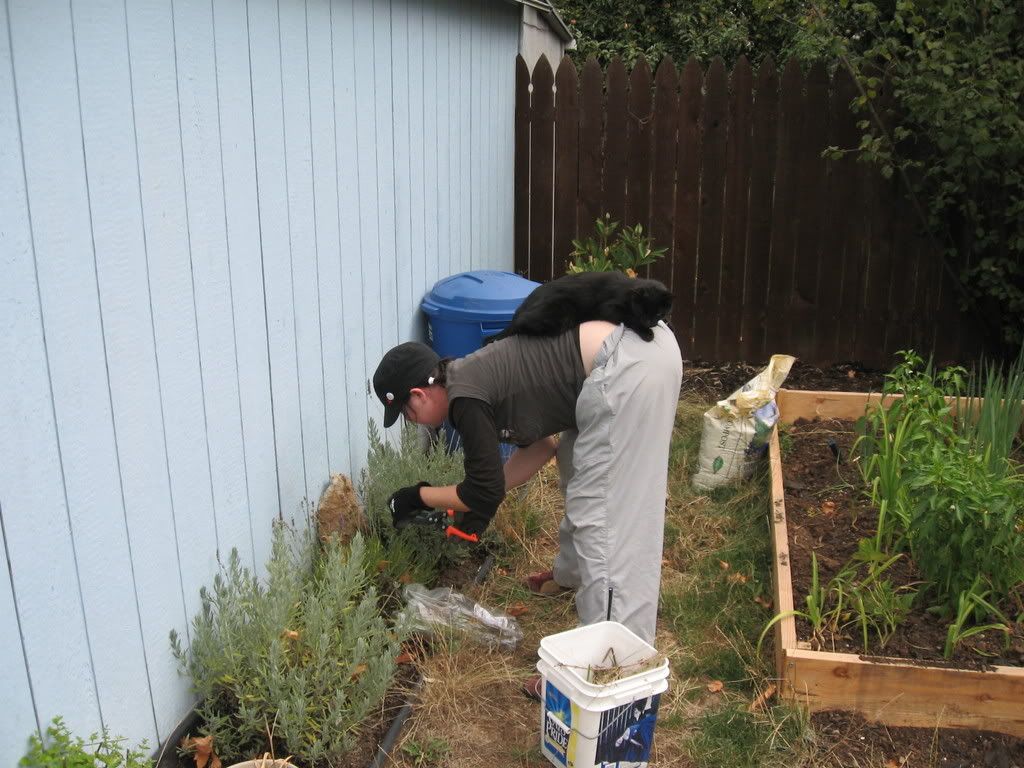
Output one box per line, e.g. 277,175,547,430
767,388,1024,738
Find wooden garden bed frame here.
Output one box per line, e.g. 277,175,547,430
768,389,1024,738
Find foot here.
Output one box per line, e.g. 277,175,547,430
524,570,573,597
521,673,543,701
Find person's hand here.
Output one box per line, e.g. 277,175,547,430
388,482,431,528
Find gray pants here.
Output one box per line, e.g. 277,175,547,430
553,322,682,644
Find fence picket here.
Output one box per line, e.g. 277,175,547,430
649,57,679,286
528,54,555,282
553,55,579,275
577,57,604,243
692,58,728,360
513,54,530,276
740,57,778,363
790,61,829,358
603,58,628,225
766,58,803,357
719,56,753,358
816,66,858,362
625,57,653,231
672,56,704,353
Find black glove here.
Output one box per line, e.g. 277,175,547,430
388,482,431,528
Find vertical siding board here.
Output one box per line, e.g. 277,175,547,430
423,0,440,289
173,0,251,560
457,0,471,272
281,0,329,499
372,0,399,363
212,0,277,569
553,56,579,276
692,57,728,361
624,57,652,230
391,0,414,337
331,0,370,473
404,0,427,315
576,57,604,254
527,54,554,282
75,0,193,737
513,54,530,276
469,0,481,269
127,0,220,618
0,7,99,736
672,57,703,354
719,56,753,357
789,61,829,359
308,0,348,473
0,508,38,753
602,58,628,225
433,2,450,278
247,0,306,515
739,58,778,363
12,0,155,739
352,0,383,426
649,57,678,287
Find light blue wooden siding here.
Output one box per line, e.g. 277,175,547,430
0,0,519,761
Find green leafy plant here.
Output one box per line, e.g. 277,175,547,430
835,543,916,652
959,353,1024,477
20,717,150,768
758,553,839,654
944,577,1013,660
170,525,405,766
401,736,451,767
359,420,470,584
566,215,667,276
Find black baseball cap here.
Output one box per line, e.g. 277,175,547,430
373,342,441,427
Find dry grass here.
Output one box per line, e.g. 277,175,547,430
381,397,861,767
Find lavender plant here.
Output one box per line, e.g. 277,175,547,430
170,525,404,766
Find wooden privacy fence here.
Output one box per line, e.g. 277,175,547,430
513,54,975,367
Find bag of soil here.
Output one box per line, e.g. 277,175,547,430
692,354,796,491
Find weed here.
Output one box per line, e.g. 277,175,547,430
400,736,450,767
943,578,1012,659
20,717,150,768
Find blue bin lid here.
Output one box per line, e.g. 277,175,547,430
421,270,540,322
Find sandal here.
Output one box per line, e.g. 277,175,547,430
524,570,574,597
521,673,543,701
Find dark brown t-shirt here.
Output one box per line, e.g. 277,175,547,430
446,329,586,522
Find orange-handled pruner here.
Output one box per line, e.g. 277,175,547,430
443,509,479,543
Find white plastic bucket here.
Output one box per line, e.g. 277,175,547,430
537,622,669,768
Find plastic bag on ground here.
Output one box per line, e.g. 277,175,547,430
691,354,796,491
400,583,524,651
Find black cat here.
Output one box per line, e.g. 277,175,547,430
487,271,673,344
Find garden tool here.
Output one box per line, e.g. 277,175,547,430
395,506,480,543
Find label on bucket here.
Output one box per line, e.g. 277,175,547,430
595,693,661,766
542,680,574,765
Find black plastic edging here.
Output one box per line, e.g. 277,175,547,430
366,551,496,766
366,674,424,768
153,706,201,768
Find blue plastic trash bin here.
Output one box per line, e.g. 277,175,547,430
421,270,540,460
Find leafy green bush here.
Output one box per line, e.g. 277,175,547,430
856,351,1024,617
566,215,667,276
359,420,471,583
20,717,150,768
170,526,404,766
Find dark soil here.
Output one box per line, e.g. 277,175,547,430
811,710,1024,767
781,417,1024,666
680,359,887,402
